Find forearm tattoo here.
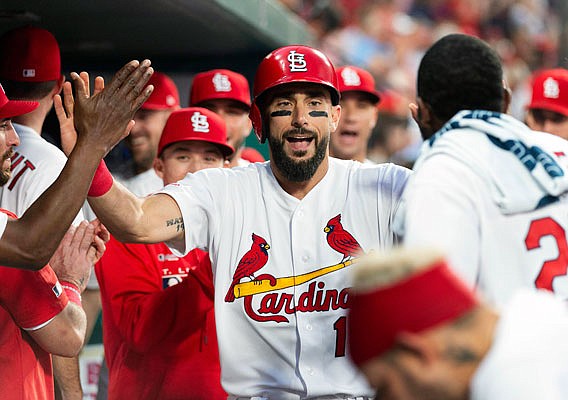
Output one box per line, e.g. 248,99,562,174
166,217,185,232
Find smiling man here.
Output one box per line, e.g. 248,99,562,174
330,66,380,163
69,44,411,399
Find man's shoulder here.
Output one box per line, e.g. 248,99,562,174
13,126,67,164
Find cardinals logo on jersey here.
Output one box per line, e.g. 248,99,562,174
324,214,363,262
225,233,270,302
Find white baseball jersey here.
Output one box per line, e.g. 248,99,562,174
0,123,83,224
120,168,163,197
471,290,568,400
398,110,568,307
161,158,410,399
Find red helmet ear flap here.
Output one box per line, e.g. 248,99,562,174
249,102,266,144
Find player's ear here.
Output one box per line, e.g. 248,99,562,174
330,104,341,132
502,79,512,114
413,98,435,132
153,157,164,179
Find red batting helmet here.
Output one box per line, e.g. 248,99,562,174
250,45,340,143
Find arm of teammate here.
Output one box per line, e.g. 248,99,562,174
30,221,105,356
97,238,211,353
52,356,82,400
0,60,153,270
56,77,185,245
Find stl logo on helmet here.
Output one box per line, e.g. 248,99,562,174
191,111,210,133
544,77,560,99
288,50,308,72
212,72,232,92
341,67,361,87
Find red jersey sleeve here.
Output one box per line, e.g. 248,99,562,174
0,265,68,329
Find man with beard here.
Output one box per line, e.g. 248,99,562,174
395,34,568,307
63,45,411,398
330,65,380,163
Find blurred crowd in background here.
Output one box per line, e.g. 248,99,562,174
278,0,563,166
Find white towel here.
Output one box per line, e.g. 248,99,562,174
413,110,568,214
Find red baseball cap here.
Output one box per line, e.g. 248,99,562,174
141,72,180,110
528,68,568,116
336,66,381,104
158,107,234,158
190,69,251,109
0,26,61,82
0,84,39,119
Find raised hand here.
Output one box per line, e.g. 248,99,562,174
49,221,100,292
70,59,154,157
54,72,105,156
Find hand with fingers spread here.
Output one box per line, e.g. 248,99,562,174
68,59,154,157
49,221,102,292
54,72,105,157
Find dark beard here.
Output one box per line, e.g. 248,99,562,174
0,149,14,186
268,128,328,182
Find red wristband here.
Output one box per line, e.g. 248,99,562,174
60,281,82,306
88,160,114,197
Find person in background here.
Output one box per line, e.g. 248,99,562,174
190,68,264,167
0,25,90,398
330,65,380,163
525,68,568,140
114,71,180,195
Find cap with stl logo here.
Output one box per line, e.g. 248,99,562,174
528,68,568,117
141,72,180,110
190,69,251,109
0,26,61,82
336,66,381,104
0,84,38,118
158,107,234,158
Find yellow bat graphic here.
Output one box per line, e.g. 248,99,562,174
233,259,357,299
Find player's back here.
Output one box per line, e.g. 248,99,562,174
478,189,568,306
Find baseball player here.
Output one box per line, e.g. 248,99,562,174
190,68,264,167
0,57,151,269
348,247,568,400
96,107,232,400
0,26,84,225
331,65,380,163
116,71,180,196
65,45,411,399
0,218,105,400
396,34,568,307
525,68,568,140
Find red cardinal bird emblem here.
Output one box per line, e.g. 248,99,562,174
324,214,363,262
225,233,270,302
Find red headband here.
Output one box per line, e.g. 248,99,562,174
348,260,478,366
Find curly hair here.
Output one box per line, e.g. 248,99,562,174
417,34,504,122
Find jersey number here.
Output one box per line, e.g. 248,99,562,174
333,316,346,357
525,217,568,291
